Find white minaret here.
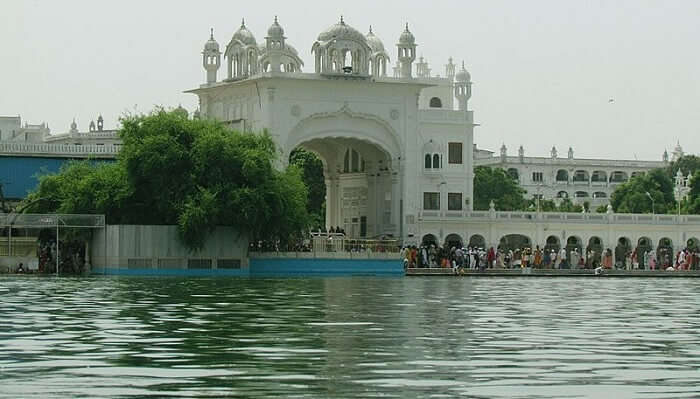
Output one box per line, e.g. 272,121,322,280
266,16,285,73
203,28,221,84
397,23,416,78
454,61,471,111
445,57,455,80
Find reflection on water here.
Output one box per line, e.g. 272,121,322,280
1,276,699,398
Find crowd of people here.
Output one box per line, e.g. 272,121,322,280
402,243,700,272
248,227,402,254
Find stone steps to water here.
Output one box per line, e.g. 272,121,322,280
406,268,700,277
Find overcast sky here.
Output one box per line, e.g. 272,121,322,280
2,0,698,160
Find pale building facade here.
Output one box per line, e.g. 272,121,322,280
188,17,476,242
474,144,681,207
0,114,120,146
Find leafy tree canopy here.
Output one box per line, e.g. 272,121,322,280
609,168,676,214
25,109,311,250
667,154,700,178
473,166,528,211
685,170,700,214
289,148,326,228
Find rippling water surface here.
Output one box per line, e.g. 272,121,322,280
1,276,699,398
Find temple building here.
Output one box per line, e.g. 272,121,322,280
188,17,476,242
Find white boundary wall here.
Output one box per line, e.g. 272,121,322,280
91,225,248,270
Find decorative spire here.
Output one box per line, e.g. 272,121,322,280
368,25,373,34
210,28,214,40
241,18,246,28
405,23,409,30
274,15,278,23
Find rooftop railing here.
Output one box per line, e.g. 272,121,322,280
0,141,120,157
418,210,700,225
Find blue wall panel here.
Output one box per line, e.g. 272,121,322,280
0,156,109,199
92,258,404,277
250,258,403,276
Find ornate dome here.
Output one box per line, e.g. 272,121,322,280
204,29,219,52
258,41,300,57
317,16,368,45
455,61,471,82
674,141,683,153
398,23,415,45
231,19,257,46
366,26,386,53
267,16,284,38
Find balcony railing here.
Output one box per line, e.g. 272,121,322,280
417,209,699,225
0,141,120,157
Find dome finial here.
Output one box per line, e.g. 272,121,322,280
241,18,246,27
340,15,344,24
405,22,409,31
461,60,465,69
369,25,372,34
274,15,278,23
210,28,214,40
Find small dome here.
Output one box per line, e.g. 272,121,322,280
366,26,386,53
398,23,415,45
232,19,257,46
455,61,471,82
267,16,284,38
204,29,220,52
674,141,683,152
317,16,367,45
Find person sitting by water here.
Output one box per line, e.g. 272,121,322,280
16,263,24,273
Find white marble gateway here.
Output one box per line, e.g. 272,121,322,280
188,17,476,242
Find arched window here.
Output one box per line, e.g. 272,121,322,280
556,169,569,182
573,170,589,182
424,154,432,169
610,171,628,183
351,149,359,172
557,191,568,198
429,97,442,108
593,192,607,198
343,148,364,173
591,171,607,182
574,191,589,198
432,154,440,169
343,149,350,173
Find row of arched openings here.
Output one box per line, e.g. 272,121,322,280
420,234,699,267
557,191,608,198
554,169,643,183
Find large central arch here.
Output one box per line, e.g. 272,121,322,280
284,105,402,238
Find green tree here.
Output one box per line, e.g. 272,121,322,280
685,170,700,214
289,148,326,227
609,168,676,213
473,166,528,211
667,155,700,178
26,109,311,250
557,198,583,213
